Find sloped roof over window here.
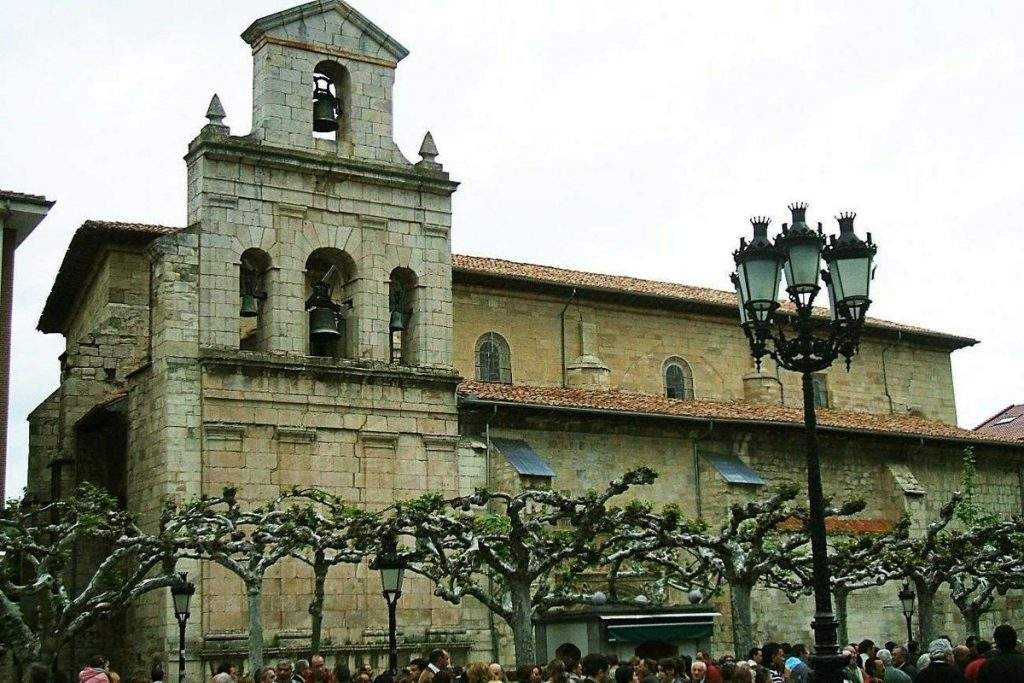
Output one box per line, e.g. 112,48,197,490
975,404,1024,441
702,452,765,485
490,437,555,477
452,253,978,351
38,220,182,334
458,380,1024,449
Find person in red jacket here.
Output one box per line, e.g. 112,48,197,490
964,641,991,683
694,653,722,683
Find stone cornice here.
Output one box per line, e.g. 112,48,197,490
185,132,459,197
198,346,461,390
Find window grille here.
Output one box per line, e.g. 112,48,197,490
475,332,512,384
664,358,694,400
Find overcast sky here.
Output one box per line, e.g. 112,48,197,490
2,1,1022,497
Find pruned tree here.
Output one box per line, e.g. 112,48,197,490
165,487,293,674
947,520,1024,638
638,483,865,657
824,519,910,646
272,488,376,655
0,485,177,682
393,468,659,665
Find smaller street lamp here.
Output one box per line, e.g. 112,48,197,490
170,572,195,683
377,537,406,674
899,583,916,646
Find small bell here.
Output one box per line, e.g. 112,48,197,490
239,293,259,318
389,308,405,332
310,306,340,339
312,74,339,133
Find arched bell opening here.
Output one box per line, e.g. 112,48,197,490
388,267,418,366
305,248,356,358
312,60,351,142
239,248,272,351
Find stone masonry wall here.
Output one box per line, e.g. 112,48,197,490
473,409,1024,655
452,284,959,424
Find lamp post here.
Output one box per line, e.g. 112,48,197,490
899,583,916,646
731,203,877,683
377,537,406,674
170,572,195,683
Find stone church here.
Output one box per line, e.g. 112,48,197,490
24,0,1024,677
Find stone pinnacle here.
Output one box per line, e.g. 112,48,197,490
418,131,438,162
206,94,226,126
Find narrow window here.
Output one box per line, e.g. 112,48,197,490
664,358,694,400
389,268,418,365
812,373,829,408
239,249,271,351
305,249,356,358
476,332,512,384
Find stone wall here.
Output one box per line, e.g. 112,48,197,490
468,407,1024,655
452,284,959,423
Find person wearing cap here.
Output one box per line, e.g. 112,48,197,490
978,624,1024,682
875,650,911,683
783,657,810,683
915,639,965,682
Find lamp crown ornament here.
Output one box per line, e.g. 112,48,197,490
748,216,773,245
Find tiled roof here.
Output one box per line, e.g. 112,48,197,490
452,254,978,350
458,380,1024,448
38,220,182,333
975,404,1024,441
0,189,54,206
778,517,894,535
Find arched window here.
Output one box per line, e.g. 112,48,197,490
389,267,418,365
664,357,694,400
312,60,351,142
305,248,356,358
475,332,511,384
239,248,271,351
812,373,829,408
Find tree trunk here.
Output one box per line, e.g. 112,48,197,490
915,580,935,645
310,554,328,657
508,579,536,666
247,583,265,675
964,610,981,639
834,587,849,648
730,582,754,659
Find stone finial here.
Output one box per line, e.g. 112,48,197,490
419,131,438,161
205,94,228,130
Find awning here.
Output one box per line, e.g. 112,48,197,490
702,452,765,485
601,612,718,644
490,437,555,477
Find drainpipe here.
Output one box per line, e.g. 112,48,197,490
483,405,501,661
881,331,903,415
559,288,577,388
692,421,715,522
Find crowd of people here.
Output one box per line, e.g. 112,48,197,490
64,624,1024,683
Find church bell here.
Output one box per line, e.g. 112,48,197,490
309,306,340,340
312,75,339,133
389,308,405,332
239,293,259,318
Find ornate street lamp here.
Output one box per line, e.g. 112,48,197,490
376,537,406,674
731,203,878,683
170,572,195,683
899,583,916,646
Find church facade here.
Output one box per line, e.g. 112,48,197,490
25,1,1024,677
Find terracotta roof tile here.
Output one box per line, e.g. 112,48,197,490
778,517,894,535
38,220,182,333
975,404,1024,440
0,189,54,206
458,380,1024,448
452,253,977,349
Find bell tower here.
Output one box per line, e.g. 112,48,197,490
185,0,457,365
242,0,410,163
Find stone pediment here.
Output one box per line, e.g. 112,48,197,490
241,0,409,63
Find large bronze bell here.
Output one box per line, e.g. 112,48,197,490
389,308,405,332
239,293,259,318
313,75,339,133
309,306,340,339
